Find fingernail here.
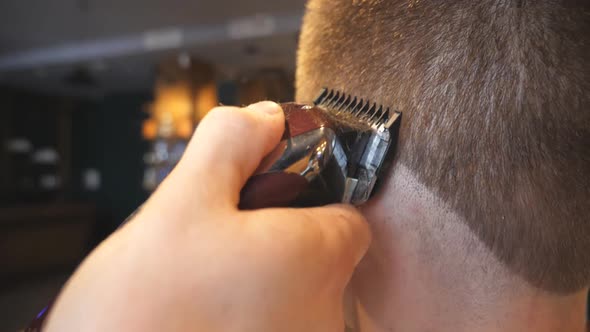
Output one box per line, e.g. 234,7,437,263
248,101,281,114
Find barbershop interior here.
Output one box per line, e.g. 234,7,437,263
0,1,301,329
1,0,589,331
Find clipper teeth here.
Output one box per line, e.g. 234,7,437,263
313,88,395,129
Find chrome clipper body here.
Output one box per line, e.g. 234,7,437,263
239,88,402,209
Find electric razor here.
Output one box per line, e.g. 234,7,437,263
239,88,402,210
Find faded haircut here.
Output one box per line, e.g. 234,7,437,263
296,0,589,293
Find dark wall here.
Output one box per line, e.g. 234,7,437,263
218,81,238,105
0,88,62,203
71,93,150,244
68,82,239,245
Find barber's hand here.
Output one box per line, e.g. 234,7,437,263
45,102,371,332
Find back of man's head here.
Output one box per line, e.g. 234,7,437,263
296,0,589,294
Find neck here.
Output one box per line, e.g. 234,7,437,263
348,165,588,332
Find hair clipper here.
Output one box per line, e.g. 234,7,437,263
239,88,402,209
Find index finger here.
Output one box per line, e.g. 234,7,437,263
246,204,372,287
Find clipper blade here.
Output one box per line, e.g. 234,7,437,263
311,87,402,204
313,88,399,130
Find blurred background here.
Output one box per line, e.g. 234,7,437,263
0,1,588,330
0,0,303,329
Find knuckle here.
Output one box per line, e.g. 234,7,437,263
226,109,261,133
291,209,328,253
205,106,240,122
203,106,262,137
203,105,280,143
262,210,325,259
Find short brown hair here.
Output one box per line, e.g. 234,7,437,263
296,0,589,293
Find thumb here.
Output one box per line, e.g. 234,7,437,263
159,102,285,211
247,204,371,285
